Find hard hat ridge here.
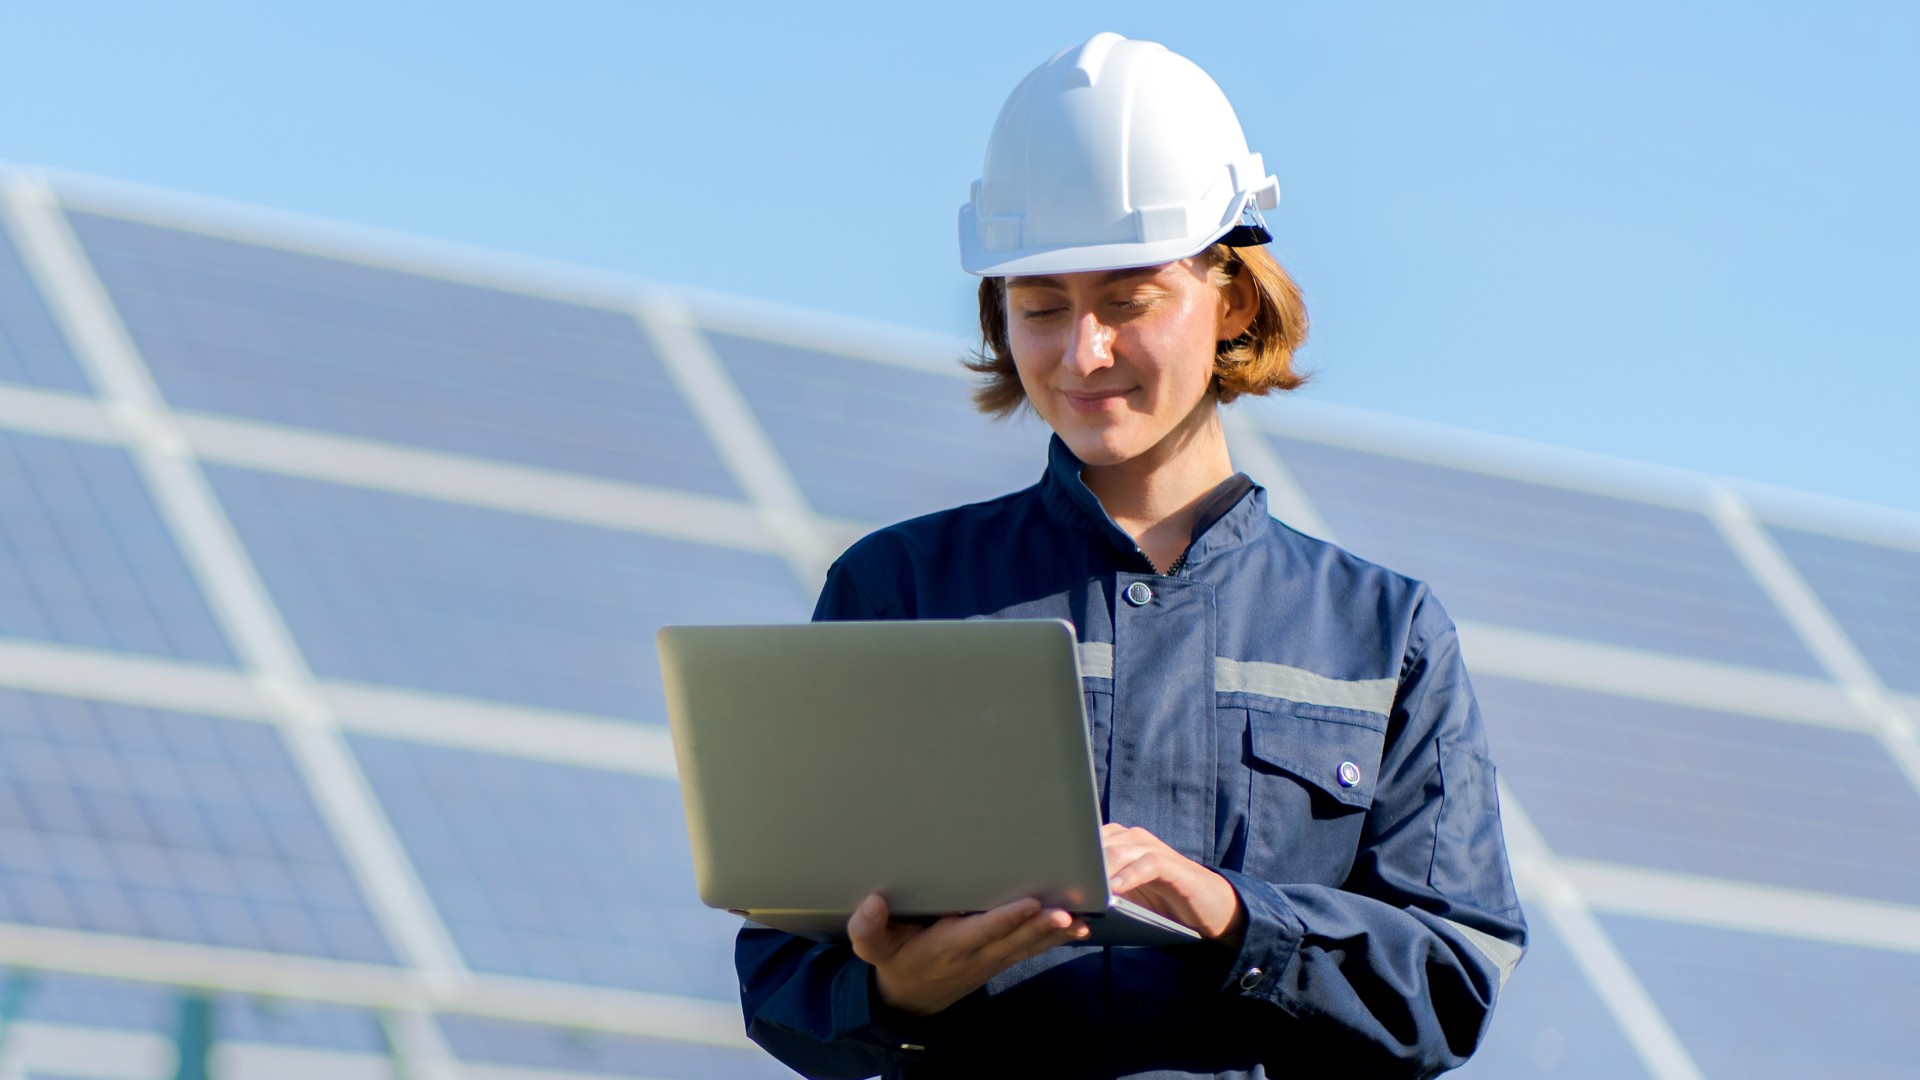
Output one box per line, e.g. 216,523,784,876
959,32,1279,277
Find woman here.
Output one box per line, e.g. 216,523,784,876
737,33,1525,1079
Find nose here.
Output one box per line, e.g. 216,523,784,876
1061,309,1115,378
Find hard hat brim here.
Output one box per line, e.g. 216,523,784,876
959,221,1241,279
956,217,1259,276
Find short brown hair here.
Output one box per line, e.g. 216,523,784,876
963,244,1310,418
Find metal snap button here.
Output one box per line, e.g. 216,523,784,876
1338,761,1361,787
1125,581,1153,606
1238,966,1264,990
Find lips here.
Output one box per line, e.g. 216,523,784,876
1062,388,1132,414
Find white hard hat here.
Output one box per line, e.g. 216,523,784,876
958,32,1280,278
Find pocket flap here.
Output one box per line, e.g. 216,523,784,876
1248,706,1386,809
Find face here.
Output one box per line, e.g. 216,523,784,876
1004,257,1254,469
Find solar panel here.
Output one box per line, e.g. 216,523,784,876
0,431,234,664
0,229,91,394
706,330,1051,524
204,463,809,721
350,734,738,999
1476,675,1920,906
65,212,742,499
1601,914,1920,1080
1765,524,1920,694
1265,434,1825,675
0,689,392,963
0,179,1914,1077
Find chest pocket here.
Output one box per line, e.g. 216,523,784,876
1243,703,1386,883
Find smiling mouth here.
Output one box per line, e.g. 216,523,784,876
1063,388,1131,413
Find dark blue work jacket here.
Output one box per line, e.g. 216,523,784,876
737,436,1526,1079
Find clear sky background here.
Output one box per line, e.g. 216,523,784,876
5,2,1916,514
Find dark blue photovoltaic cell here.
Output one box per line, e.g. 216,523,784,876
0,689,393,963
1477,676,1920,905
0,229,90,393
440,1014,796,1078
1448,917,1652,1080
1767,525,1920,694
206,465,808,721
65,212,740,499
706,332,1052,524
352,737,741,1001
0,431,234,664
1267,436,1823,675
1602,915,1920,1080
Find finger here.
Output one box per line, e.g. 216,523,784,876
912,897,1042,959
1109,850,1165,895
1102,843,1153,883
978,906,1084,967
847,894,917,965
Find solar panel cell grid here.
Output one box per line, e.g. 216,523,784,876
1765,525,1920,695
1265,434,1825,676
0,431,234,664
351,735,740,1001
1476,675,1920,906
0,689,393,963
1601,914,1920,1080
0,229,91,394
206,464,809,721
64,211,742,499
706,331,1052,525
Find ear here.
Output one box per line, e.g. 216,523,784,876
1217,261,1259,342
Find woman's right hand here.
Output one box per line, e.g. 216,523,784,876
846,892,1090,1017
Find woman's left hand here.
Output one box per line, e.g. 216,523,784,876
1101,823,1247,946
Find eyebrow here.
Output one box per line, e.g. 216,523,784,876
1005,266,1164,290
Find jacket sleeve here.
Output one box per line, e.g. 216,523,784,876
735,556,936,1078
1215,595,1527,1077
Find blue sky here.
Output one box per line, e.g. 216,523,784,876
5,2,1916,514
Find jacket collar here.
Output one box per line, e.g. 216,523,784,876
1039,433,1267,574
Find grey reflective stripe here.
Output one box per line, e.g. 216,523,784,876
1444,918,1524,991
1078,642,1113,680
1214,658,1397,717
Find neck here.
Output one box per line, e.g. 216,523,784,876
1080,404,1235,573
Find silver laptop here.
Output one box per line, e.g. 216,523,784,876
656,619,1200,947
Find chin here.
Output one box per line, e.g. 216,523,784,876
1056,425,1149,468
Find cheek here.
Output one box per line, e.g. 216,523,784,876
1132,308,1220,392
1006,324,1064,388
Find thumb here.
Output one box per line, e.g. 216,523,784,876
848,894,912,964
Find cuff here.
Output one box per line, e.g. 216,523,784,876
1215,868,1307,1004
830,959,944,1056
